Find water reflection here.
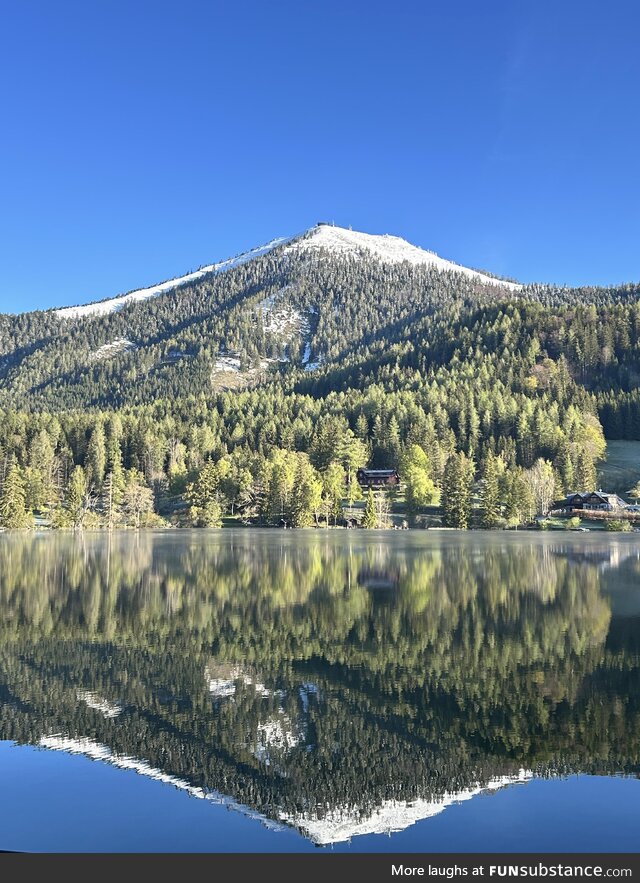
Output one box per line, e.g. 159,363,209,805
0,531,638,844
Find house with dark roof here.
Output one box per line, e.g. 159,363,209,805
550,491,627,514
356,468,400,488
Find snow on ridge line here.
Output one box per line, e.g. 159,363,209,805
54,235,296,320
37,733,532,845
38,735,286,831
284,769,533,844
287,225,522,292
53,224,521,320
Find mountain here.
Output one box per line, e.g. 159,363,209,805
1,222,534,413
0,222,637,424
53,223,522,320
1,220,640,530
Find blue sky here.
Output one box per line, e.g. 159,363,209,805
1,0,639,313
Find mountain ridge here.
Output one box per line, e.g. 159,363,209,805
51,222,522,320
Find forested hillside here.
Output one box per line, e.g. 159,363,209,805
0,224,639,529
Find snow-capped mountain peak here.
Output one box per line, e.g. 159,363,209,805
53,223,521,320
289,224,521,291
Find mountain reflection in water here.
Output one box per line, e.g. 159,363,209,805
0,530,638,845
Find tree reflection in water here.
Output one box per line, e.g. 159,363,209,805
0,531,638,842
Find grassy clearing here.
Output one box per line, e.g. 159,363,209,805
598,440,640,494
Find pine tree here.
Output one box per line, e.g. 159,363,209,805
322,462,346,525
503,467,535,526
27,429,57,512
442,452,474,528
574,448,596,492
355,412,369,442
0,461,32,529
106,415,125,490
339,431,369,488
480,453,501,528
196,497,223,527
362,488,378,529
187,459,223,526
290,457,323,527
63,465,90,529
85,423,107,492
555,439,575,492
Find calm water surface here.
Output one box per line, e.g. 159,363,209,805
0,529,638,852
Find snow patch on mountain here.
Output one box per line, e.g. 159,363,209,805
257,289,310,339
214,356,242,373
88,338,136,363
264,307,306,336
287,225,522,291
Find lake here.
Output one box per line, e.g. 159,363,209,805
0,529,638,852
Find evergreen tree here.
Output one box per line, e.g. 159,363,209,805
574,448,597,491
186,459,227,526
442,452,474,528
503,467,535,526
61,465,91,529
362,488,378,529
27,429,57,512
355,412,369,442
480,453,501,528
85,423,107,492
321,461,346,526
339,431,369,487
0,460,32,528
106,415,125,489
290,457,323,527
262,450,297,525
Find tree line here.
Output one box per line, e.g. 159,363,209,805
0,401,604,529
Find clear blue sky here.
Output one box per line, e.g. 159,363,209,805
2,0,640,313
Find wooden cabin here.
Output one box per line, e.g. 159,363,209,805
356,468,400,488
